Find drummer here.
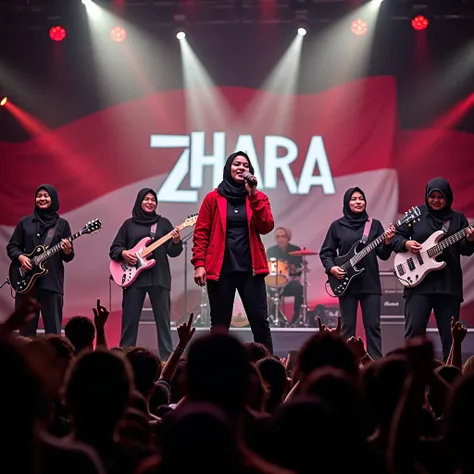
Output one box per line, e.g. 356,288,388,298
266,226,304,325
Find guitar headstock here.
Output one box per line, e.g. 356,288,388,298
83,219,102,235
183,213,198,228
400,206,421,227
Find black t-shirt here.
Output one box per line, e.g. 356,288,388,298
222,201,252,273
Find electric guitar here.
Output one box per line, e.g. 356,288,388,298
394,223,474,287
110,214,198,288
327,207,421,297
9,219,102,294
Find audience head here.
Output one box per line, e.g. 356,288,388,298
64,316,96,355
126,347,162,399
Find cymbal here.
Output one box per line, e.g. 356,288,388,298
288,248,319,256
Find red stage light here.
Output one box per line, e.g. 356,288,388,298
351,19,368,36
110,26,127,43
50,26,67,42
0,97,7,106
412,15,429,31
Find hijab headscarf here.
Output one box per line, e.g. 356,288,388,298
33,184,59,232
132,188,160,225
425,177,454,231
217,151,255,205
338,187,369,230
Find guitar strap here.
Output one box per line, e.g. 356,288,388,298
150,223,157,240
43,221,60,249
442,219,451,234
361,218,373,244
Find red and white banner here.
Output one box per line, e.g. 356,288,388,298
1,77,473,339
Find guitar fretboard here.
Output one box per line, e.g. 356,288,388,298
427,224,474,257
33,231,83,264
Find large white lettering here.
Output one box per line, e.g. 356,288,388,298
189,132,225,189
150,132,335,203
298,136,335,195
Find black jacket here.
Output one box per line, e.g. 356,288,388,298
320,219,392,295
109,217,183,289
392,205,474,300
6,215,75,294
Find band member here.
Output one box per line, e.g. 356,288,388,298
319,187,395,359
192,151,274,353
266,227,303,324
392,178,474,360
109,188,182,360
6,184,74,336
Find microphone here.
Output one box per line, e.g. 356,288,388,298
242,171,257,187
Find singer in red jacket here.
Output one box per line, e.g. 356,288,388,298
192,151,274,352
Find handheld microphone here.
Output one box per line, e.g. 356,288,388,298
242,171,257,186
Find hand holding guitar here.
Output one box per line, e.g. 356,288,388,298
122,250,138,266
467,227,474,242
384,224,396,244
61,239,73,255
405,240,422,254
18,255,33,272
171,226,181,244
330,266,345,280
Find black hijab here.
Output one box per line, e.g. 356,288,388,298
338,187,369,230
33,184,60,232
425,177,454,230
217,151,255,205
132,188,160,225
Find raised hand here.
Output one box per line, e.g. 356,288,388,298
93,299,110,329
177,312,196,348
1,296,40,333
317,316,341,334
347,336,367,359
451,316,467,344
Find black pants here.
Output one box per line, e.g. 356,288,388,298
405,293,460,361
16,288,63,337
207,272,273,354
339,293,382,359
121,285,173,360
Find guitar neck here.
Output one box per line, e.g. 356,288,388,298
141,223,186,258
428,224,474,257
35,231,83,264
352,232,388,265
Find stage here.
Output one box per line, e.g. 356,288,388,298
136,319,474,361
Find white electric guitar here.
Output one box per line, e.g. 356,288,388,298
394,223,474,287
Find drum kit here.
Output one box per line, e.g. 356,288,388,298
265,248,319,327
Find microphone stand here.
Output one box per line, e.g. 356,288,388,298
181,230,195,318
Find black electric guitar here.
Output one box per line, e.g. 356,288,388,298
327,207,421,297
9,219,102,294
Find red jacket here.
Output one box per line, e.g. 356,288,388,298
191,189,275,280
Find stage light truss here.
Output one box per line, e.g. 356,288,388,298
0,0,472,31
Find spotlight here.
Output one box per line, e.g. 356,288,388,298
81,0,92,5
0,97,7,107
110,26,127,43
49,26,66,42
412,15,429,31
176,31,186,40
297,27,307,36
351,19,368,36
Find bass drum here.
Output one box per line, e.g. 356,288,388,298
231,292,249,328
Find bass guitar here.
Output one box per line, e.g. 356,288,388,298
394,223,474,287
327,207,421,297
9,219,102,294
110,214,198,288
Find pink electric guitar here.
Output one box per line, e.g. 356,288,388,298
110,214,198,288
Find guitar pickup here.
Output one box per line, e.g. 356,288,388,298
396,264,405,276
416,253,424,265
407,257,415,271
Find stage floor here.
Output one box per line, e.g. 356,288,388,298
137,321,474,360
